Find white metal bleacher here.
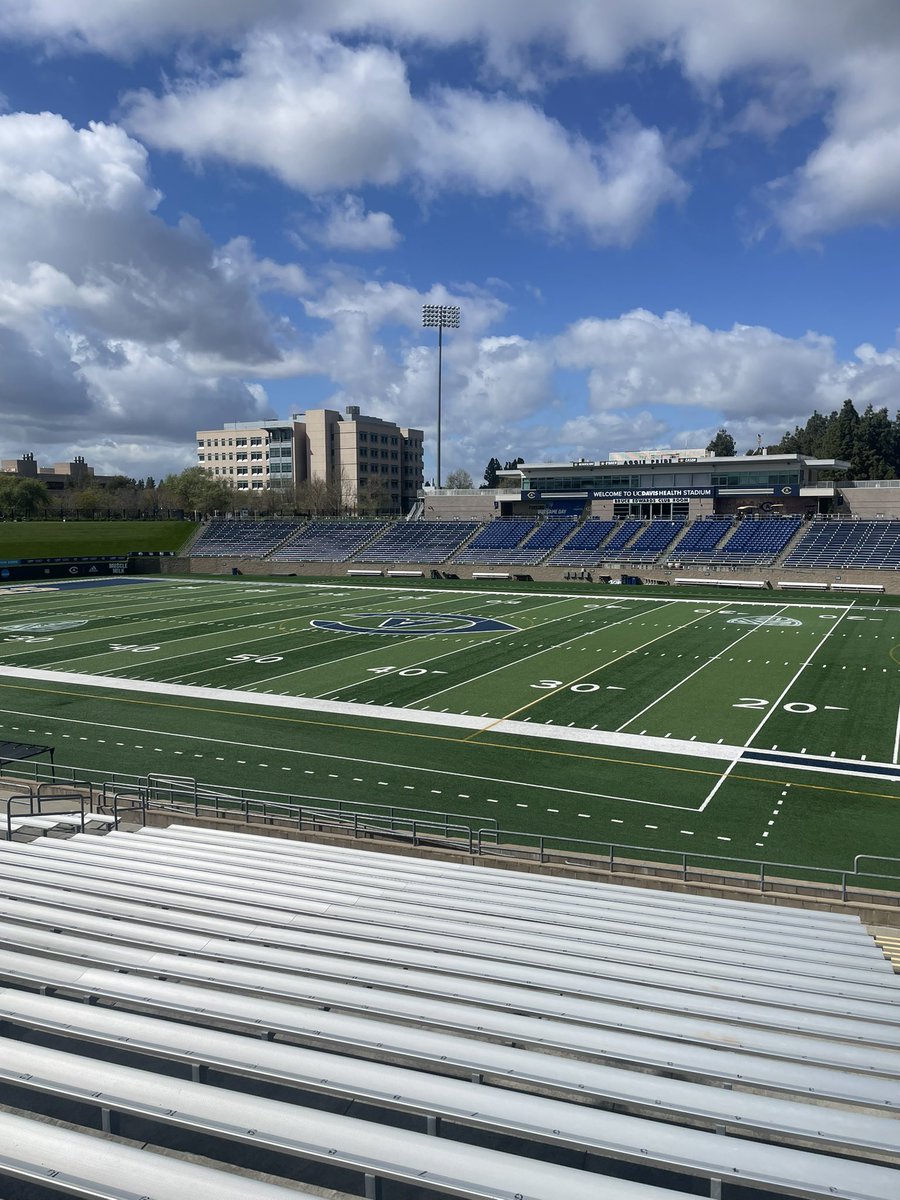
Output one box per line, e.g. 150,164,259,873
0,826,896,1199
0,1109,315,1200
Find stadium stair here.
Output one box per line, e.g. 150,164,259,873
872,930,900,971
772,518,815,566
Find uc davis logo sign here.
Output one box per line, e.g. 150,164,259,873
311,612,519,635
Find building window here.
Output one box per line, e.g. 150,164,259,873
236,438,247,447
359,432,367,442
250,437,262,446
391,436,398,445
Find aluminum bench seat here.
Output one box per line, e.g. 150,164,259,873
1,929,897,1073
2,869,891,1003
160,825,867,933
2,988,894,1159
2,957,892,1109
2,891,895,1029
0,839,887,977
2,1036,898,1200
0,1109,309,1200
0,1038,695,1200
1,859,890,996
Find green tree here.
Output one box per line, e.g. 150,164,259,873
706,428,735,456
481,457,502,488
0,476,50,519
161,467,234,517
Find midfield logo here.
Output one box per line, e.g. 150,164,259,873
726,615,803,627
311,612,519,635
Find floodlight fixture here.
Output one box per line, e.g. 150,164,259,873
421,303,461,488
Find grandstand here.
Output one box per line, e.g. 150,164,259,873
454,518,577,564
270,519,387,562
355,519,480,562
617,520,685,562
549,518,617,565
676,518,802,565
0,822,896,1199
189,519,300,557
784,519,900,570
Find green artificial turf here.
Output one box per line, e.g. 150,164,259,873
0,575,897,880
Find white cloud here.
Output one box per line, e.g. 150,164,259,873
10,1,900,241
123,30,685,245
0,110,309,478
308,194,400,251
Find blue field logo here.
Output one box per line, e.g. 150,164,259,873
311,612,519,636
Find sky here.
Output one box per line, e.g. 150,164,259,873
2,1,900,486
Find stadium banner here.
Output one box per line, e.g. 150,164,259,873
0,557,156,582
589,487,717,500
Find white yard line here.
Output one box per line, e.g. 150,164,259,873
893,702,900,766
615,604,792,733
482,602,732,730
699,601,856,811
0,663,739,765
407,599,687,710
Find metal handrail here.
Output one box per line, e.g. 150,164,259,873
3,764,898,900
473,828,900,901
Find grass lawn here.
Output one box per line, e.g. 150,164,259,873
0,520,195,558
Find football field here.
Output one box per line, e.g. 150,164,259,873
1,575,898,878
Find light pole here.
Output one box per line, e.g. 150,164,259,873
422,303,460,489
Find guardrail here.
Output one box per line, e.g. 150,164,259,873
4,765,899,905
473,828,900,902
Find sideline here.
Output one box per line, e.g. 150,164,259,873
1,664,897,784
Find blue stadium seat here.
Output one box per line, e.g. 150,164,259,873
549,520,616,566
355,521,481,563
617,521,684,562
676,518,801,566
454,519,577,565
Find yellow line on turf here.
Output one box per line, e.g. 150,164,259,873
467,601,728,740
1,680,898,804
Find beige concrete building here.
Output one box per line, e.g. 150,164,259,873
1,451,115,489
196,406,424,513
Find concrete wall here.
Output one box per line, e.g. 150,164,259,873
168,555,900,593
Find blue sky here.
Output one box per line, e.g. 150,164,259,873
1,1,900,484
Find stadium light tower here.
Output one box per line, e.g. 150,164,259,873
422,303,460,489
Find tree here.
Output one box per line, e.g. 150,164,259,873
445,468,474,489
161,467,234,517
503,457,525,471
481,457,502,488
0,476,50,519
706,428,735,457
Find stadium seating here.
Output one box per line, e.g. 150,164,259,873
617,520,684,562
783,519,900,570
455,519,577,565
270,520,387,562
0,826,895,1200
671,518,733,556
548,519,617,565
190,520,301,557
454,518,536,563
355,520,481,562
677,518,802,565
599,519,644,555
